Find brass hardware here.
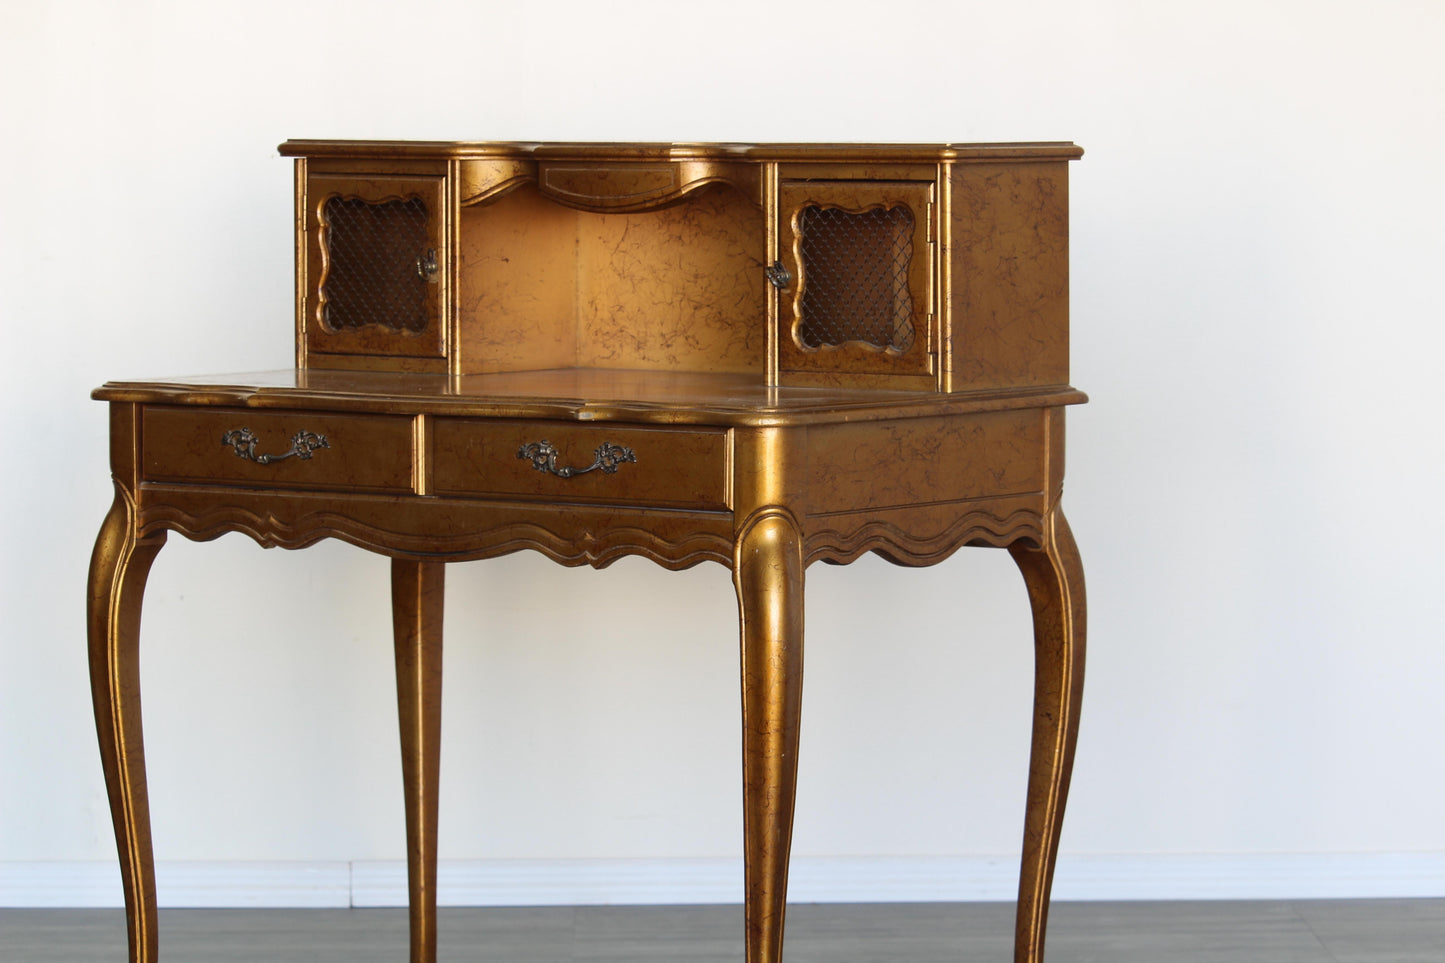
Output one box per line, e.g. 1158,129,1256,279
221,427,330,464
765,260,791,290
416,248,439,282
517,440,636,477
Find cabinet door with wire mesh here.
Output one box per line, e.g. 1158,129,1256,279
303,174,447,362
775,180,935,385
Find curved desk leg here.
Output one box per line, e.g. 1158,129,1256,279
1009,509,1086,963
88,484,166,963
392,559,445,963
733,510,805,963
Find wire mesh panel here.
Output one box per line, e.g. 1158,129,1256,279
320,196,431,334
797,204,915,351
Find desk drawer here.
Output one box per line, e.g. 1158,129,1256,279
431,420,730,510
142,407,414,493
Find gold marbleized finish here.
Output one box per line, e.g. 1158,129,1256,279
456,188,580,374
278,140,1083,163
805,411,1046,514
142,406,415,492
302,172,449,363
392,559,445,963
1009,509,1085,962
577,186,766,372
947,162,1072,392
88,405,166,963
95,368,1085,426
456,157,534,206
285,140,1079,395
536,159,759,211
775,177,937,385
729,423,809,963
430,419,732,510
456,184,765,376
734,506,805,963
91,141,1086,963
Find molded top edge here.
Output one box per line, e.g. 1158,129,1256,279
277,140,1084,162
93,369,1086,427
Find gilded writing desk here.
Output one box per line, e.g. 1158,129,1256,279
89,141,1086,963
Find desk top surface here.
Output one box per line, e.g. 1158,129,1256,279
95,368,1085,427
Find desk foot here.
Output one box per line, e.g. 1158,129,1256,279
393,559,445,963
88,483,166,963
1009,509,1086,963
734,510,805,963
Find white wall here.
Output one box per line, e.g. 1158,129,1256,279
3,0,1443,904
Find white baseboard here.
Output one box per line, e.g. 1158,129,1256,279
4,853,1443,909
0,861,350,908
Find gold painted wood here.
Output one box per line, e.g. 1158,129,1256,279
575,186,767,374
734,507,805,963
392,559,445,963
280,140,1078,392
535,158,752,212
95,368,1085,427
805,501,1047,567
1009,508,1086,963
805,410,1046,514
730,425,808,963
142,406,415,493
456,157,536,206
775,178,937,385
947,162,1072,392
88,406,166,963
278,140,1083,163
454,184,767,376
91,141,1087,963
455,188,580,375
302,173,448,362
135,484,737,570
430,419,732,510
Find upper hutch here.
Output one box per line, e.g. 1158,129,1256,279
284,140,1079,392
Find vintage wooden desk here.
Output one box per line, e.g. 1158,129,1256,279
88,141,1086,963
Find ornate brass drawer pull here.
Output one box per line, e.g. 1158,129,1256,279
221,428,330,464
518,440,636,478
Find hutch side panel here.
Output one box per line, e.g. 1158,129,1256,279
947,161,1071,391
302,170,450,369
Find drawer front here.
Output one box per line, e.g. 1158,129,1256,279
431,420,730,510
142,407,415,493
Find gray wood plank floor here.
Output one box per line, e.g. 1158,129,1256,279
2,900,1442,962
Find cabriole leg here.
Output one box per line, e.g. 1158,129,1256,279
88,484,166,963
733,510,805,963
392,559,445,963
1009,509,1086,963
